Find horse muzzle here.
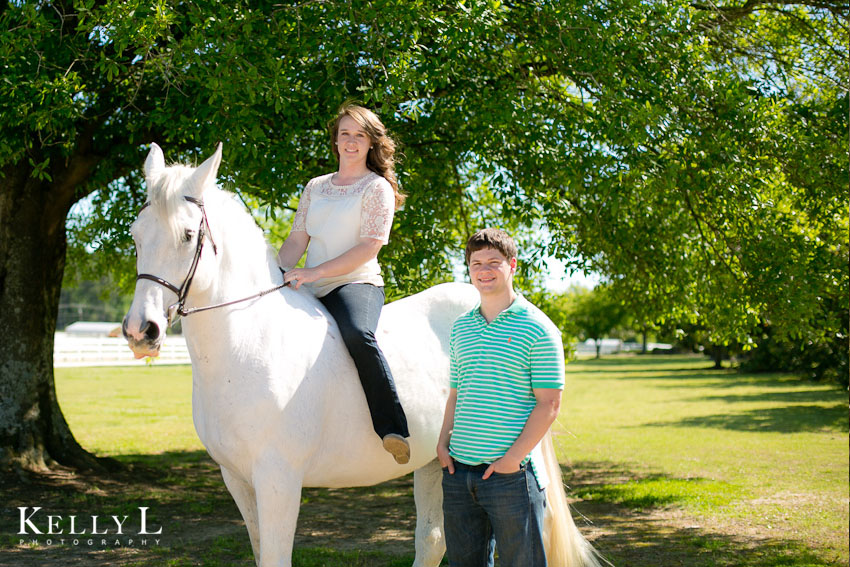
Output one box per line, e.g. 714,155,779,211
122,316,164,359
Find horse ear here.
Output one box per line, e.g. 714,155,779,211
144,143,165,179
189,142,223,198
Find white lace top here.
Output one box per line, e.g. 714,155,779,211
292,171,395,297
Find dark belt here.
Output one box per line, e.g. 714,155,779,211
453,461,490,472
452,461,527,473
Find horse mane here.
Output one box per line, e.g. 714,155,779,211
146,164,199,245
146,160,281,282
210,190,280,276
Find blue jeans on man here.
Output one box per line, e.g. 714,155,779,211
441,461,547,567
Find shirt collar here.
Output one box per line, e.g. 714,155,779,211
473,294,529,323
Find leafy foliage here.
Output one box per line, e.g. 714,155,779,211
566,286,630,358
1,0,846,378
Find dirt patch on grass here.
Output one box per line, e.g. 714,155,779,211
1,456,248,566
567,459,847,566
1,454,843,567
0,455,418,566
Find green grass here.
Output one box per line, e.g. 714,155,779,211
55,365,199,457
4,355,845,567
557,354,848,566
574,476,743,511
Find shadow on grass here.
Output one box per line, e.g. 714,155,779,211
566,461,840,567
0,450,249,566
574,357,848,402
569,354,716,374
691,387,849,404
1,451,841,566
656,373,849,393
647,403,848,433
565,460,741,510
0,449,422,567
615,371,849,433
584,502,835,567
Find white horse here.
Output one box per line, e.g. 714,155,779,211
123,143,605,567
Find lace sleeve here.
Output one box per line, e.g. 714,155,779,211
291,179,314,232
360,178,395,243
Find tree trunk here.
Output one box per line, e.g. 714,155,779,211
641,325,648,354
595,339,601,359
711,345,725,370
0,160,102,472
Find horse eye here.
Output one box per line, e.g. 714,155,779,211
183,229,195,243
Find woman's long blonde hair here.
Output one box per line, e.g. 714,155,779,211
330,103,405,209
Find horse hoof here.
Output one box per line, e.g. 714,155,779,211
382,434,410,464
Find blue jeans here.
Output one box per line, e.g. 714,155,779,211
442,462,547,567
319,283,409,439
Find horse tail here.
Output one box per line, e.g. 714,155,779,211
542,432,610,567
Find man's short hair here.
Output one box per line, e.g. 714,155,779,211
465,228,518,265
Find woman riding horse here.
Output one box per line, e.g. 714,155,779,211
276,103,411,464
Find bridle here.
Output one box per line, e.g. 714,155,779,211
136,196,289,327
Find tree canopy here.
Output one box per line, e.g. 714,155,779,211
0,0,846,469
566,286,630,359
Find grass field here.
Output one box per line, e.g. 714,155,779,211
559,356,848,566
1,354,846,566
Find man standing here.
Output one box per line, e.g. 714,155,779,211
437,228,565,567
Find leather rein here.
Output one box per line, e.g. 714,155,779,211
136,196,289,327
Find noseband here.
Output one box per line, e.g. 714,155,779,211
136,196,288,327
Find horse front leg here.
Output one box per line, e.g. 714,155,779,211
220,466,260,564
254,461,303,567
413,459,446,567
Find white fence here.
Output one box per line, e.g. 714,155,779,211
54,332,191,367
53,333,673,367
574,338,673,355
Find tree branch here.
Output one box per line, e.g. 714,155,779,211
692,0,848,24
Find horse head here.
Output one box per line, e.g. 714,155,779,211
123,143,223,358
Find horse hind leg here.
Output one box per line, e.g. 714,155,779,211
221,466,261,564
412,459,446,567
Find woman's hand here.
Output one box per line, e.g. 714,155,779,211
284,267,323,289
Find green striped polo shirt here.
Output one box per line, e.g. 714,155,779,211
448,295,565,489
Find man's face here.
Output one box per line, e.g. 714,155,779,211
468,247,516,296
